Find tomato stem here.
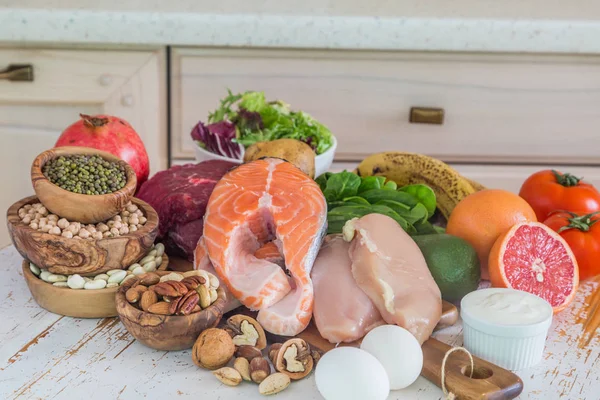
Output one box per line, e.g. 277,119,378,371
556,211,600,233
552,170,583,187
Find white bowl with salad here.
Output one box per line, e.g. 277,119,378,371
191,90,337,177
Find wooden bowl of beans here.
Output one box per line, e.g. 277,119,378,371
6,195,159,276
31,146,137,224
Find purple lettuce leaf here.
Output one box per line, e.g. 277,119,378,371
190,120,244,159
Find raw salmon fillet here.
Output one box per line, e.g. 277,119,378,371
344,213,442,344
312,235,384,343
202,158,327,336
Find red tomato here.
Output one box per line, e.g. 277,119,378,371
544,211,600,281
519,170,600,221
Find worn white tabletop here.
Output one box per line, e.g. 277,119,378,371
0,245,599,400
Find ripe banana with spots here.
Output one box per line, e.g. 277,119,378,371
355,152,486,219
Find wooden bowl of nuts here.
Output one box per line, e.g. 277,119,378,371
31,146,137,224
115,270,227,351
7,195,159,276
21,244,169,318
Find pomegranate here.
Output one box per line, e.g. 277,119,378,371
55,114,150,191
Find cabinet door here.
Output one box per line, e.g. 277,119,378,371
0,48,167,247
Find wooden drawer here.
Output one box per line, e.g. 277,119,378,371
0,48,167,247
171,48,600,164
329,161,600,194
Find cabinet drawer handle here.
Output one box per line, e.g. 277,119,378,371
0,64,34,82
409,107,444,125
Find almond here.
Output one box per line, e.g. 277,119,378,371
258,373,290,395
140,290,158,312
139,272,160,286
233,357,251,381
147,301,172,315
213,367,242,386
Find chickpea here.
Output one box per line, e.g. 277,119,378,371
39,217,48,225
129,225,138,232
41,224,52,233
103,231,112,238
18,210,26,219
110,227,119,236
38,220,47,229
121,210,130,217
35,213,44,221
47,220,57,227
29,222,39,230
121,217,129,225
50,226,61,235
134,210,143,217
92,231,103,240
127,204,138,213
138,216,147,225
57,218,70,229
113,221,122,229
22,216,31,224
97,223,109,233
48,214,58,222
107,220,115,227
24,204,32,210
78,229,90,239
66,223,79,235
38,206,48,216
118,226,129,235
114,215,122,222
129,216,139,225
32,203,41,210
61,230,73,239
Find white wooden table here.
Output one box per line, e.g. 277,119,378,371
0,245,599,400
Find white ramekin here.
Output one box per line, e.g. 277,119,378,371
460,288,553,371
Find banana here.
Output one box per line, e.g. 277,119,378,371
355,152,485,218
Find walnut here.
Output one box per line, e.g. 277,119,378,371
226,314,267,350
275,338,314,380
192,328,235,370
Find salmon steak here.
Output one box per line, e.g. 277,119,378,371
201,158,327,336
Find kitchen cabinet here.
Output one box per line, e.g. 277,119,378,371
0,48,167,247
170,47,600,194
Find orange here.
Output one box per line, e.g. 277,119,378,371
488,221,579,314
446,189,537,280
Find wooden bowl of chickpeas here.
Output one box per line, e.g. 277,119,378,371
6,195,159,276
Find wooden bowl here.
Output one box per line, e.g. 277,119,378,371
21,255,169,318
31,146,137,224
116,271,228,351
7,195,159,276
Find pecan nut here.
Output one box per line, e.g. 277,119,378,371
181,275,206,290
177,291,200,315
154,281,188,297
168,296,184,315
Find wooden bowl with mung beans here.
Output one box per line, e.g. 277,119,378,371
21,249,169,318
7,195,159,276
31,146,137,224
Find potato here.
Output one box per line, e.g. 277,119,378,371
243,139,316,178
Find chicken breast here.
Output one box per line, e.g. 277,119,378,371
311,235,384,343
344,213,442,344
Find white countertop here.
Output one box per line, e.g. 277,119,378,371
2,1,600,53
1,244,600,399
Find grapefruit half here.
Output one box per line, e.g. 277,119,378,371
489,221,579,314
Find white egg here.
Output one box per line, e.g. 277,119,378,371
315,347,390,400
360,324,423,390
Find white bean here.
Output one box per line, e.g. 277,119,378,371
128,263,142,271
83,277,92,282
154,256,163,265
106,282,119,288
40,270,52,282
47,274,67,283
67,274,86,289
61,231,74,239
53,282,69,288
29,263,41,276
84,280,107,290
108,270,127,284
147,249,158,257
139,255,154,265
78,229,90,239
94,274,109,281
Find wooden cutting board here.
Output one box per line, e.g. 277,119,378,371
173,257,523,399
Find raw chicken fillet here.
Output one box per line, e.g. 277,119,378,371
201,158,327,336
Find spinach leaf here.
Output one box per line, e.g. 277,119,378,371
322,171,361,202
410,221,439,236
359,189,419,208
357,176,386,193
315,172,332,192
375,200,428,225
383,180,398,190
399,184,437,218
326,204,411,234
343,196,371,205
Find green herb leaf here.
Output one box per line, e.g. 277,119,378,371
322,171,361,202
326,204,411,234
399,184,437,218
383,180,398,190
315,172,332,192
375,200,428,225
239,91,267,112
342,196,371,205
208,88,244,123
357,176,386,193
410,221,439,236
359,189,420,209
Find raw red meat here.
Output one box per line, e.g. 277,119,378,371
137,160,236,260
